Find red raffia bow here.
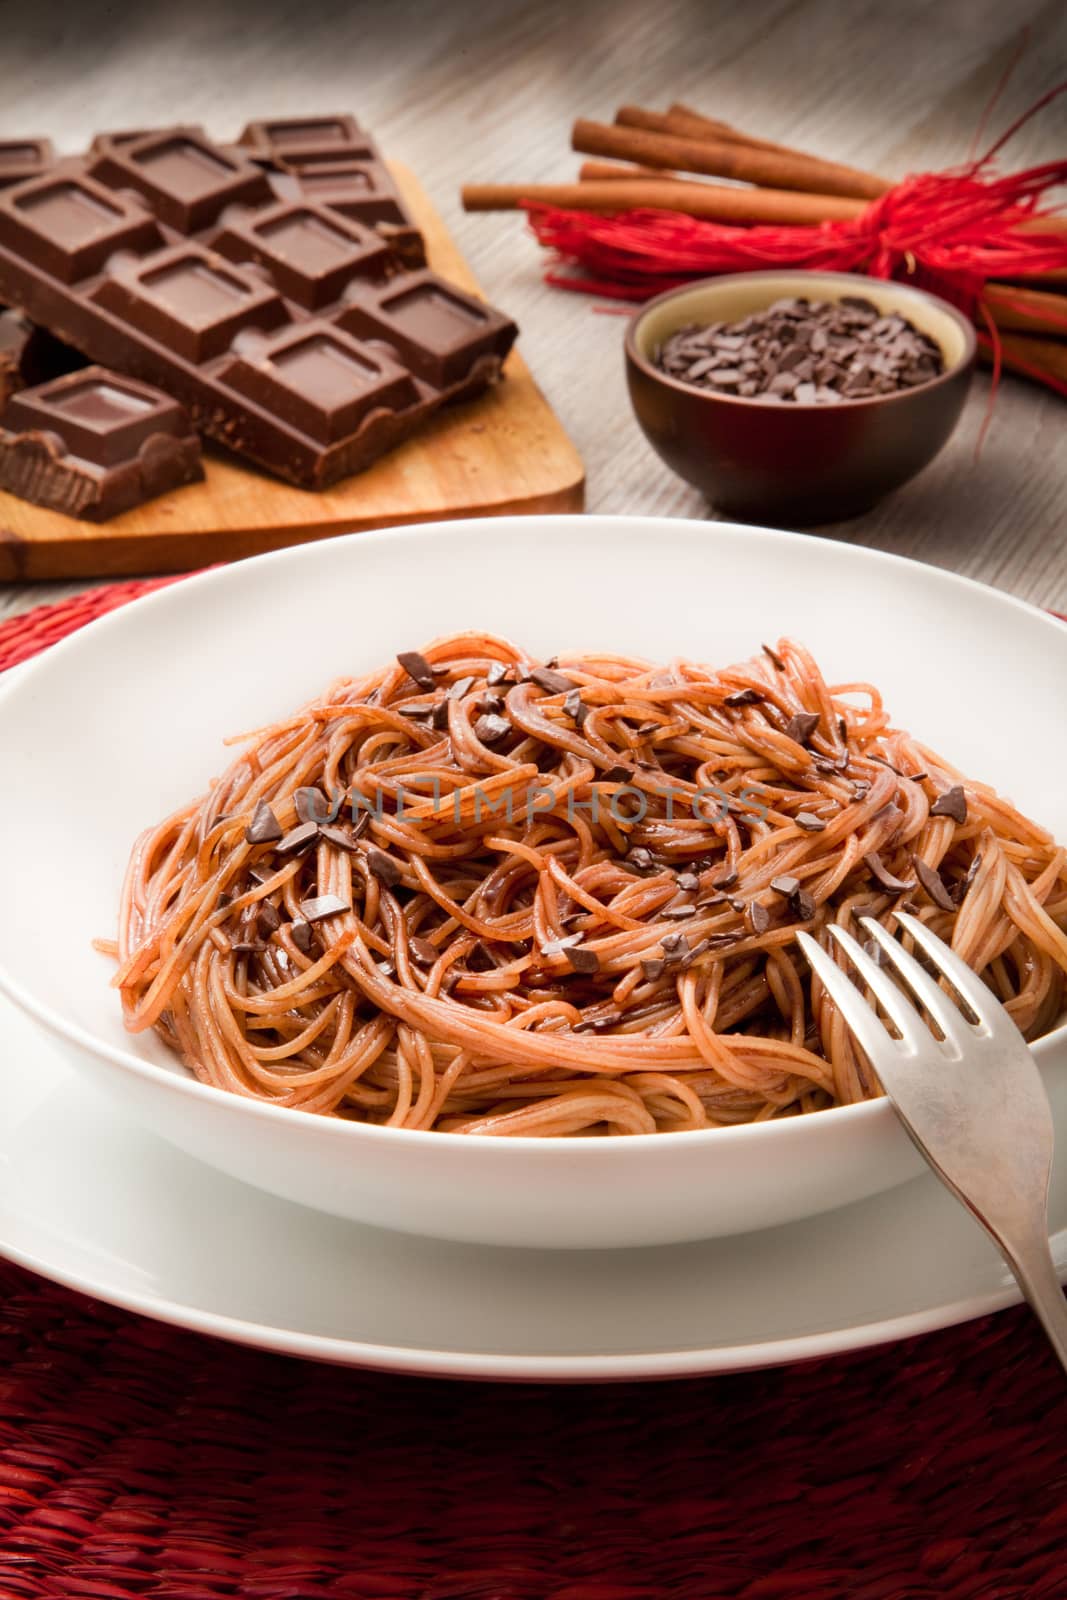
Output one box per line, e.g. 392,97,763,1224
525,83,1067,397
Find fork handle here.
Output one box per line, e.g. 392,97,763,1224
999,1228,1067,1374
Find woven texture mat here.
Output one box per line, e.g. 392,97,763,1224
1,577,1067,1600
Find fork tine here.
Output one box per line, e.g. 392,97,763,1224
825,922,932,1052
795,930,900,1063
859,917,970,1051
890,909,1014,1039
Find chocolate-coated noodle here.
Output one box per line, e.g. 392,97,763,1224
112,634,1067,1135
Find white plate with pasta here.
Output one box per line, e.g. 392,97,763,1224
0,515,1064,1250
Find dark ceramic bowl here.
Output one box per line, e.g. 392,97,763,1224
625,270,976,523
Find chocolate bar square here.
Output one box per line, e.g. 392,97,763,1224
339,271,513,387
274,138,382,173
93,245,289,363
90,127,209,155
218,322,420,444
238,115,366,157
90,129,272,232
212,200,391,310
7,367,185,462
0,172,162,284
0,366,203,520
293,159,403,215
0,139,54,190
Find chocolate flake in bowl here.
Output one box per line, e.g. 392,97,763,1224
655,296,945,403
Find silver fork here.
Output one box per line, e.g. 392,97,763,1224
797,910,1067,1372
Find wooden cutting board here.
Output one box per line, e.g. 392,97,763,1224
0,165,584,582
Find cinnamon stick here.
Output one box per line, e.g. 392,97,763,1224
1004,218,1067,285
980,331,1067,388
618,104,843,166
671,102,845,165
981,283,1067,337
572,117,889,202
461,179,864,225
578,159,691,183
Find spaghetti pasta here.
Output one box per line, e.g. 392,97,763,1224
112,634,1067,1135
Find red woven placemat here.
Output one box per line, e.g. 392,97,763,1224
1,575,1067,1599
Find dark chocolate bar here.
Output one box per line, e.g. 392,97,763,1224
0,365,203,519
0,119,517,489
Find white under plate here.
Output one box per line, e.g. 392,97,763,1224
2,988,1065,1380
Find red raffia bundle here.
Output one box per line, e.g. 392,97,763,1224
462,84,1067,398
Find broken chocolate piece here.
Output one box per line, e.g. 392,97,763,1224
474,713,510,745
563,687,588,726
784,711,820,745
276,820,320,855
795,812,827,832
680,938,712,969
318,823,362,852
528,666,577,695
397,650,435,689
295,786,339,824
565,945,600,975
298,893,351,922
913,856,956,912
246,799,283,845
0,366,202,521
366,846,402,887
929,785,968,824
793,889,817,921
626,846,655,874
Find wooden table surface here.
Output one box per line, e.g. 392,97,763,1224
1,0,1064,623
